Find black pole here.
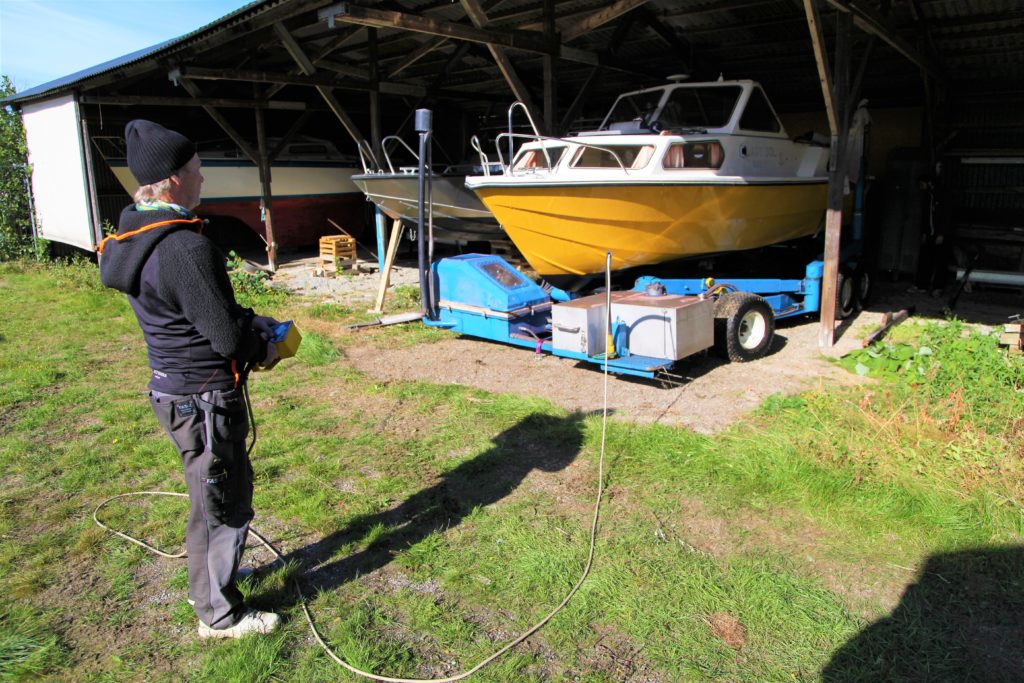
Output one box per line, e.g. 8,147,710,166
415,108,432,319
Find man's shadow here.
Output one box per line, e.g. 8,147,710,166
822,545,1024,682
281,411,587,599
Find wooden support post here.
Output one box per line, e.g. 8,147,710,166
542,0,556,134
254,104,278,272
806,1,853,349
368,28,381,161
373,218,404,314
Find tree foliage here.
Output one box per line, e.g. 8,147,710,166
0,75,36,260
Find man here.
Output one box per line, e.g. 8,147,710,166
98,119,280,639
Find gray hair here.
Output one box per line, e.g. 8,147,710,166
132,177,175,204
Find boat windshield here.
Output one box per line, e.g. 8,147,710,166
602,90,665,129
658,86,743,130
512,145,567,171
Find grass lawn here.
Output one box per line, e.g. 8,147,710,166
1,259,1022,682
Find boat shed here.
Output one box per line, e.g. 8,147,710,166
4,0,1023,345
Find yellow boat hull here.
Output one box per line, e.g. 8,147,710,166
473,182,827,280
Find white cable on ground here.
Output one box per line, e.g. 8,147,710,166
93,257,615,682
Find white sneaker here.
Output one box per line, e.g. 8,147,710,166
198,608,281,639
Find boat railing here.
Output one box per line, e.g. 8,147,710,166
493,132,631,175
356,140,380,174
380,135,420,174
470,136,491,176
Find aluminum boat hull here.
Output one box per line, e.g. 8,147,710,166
352,172,504,243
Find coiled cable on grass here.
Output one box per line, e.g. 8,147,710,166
93,260,615,682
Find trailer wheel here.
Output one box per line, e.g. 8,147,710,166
714,292,775,362
854,267,872,310
836,268,856,319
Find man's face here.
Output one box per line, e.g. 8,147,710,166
172,154,204,210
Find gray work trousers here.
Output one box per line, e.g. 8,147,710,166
150,387,254,629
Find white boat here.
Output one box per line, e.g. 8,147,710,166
101,137,366,249
465,79,830,288
352,136,506,245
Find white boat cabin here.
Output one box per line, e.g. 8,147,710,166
497,79,829,184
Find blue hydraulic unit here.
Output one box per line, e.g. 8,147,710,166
423,255,701,378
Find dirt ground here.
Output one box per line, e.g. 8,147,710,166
269,247,1024,433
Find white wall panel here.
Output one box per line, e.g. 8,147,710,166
22,95,96,250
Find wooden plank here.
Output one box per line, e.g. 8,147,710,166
270,22,365,147
818,12,852,349
80,94,308,110
254,104,278,272
824,0,945,80
561,0,649,42
387,37,450,78
460,0,543,133
321,3,550,53
803,0,837,135
372,218,405,314
178,64,425,97
176,77,259,165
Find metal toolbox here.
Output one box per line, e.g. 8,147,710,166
610,291,713,360
551,294,608,356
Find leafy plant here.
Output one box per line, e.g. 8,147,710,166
0,75,35,263
225,249,286,308
839,320,1024,434
838,341,936,380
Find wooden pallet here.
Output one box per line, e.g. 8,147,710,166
1000,323,1022,354
319,235,357,273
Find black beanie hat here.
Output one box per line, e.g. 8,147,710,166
124,119,196,186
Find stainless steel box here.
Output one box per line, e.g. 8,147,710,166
551,294,608,356
552,291,714,361
610,291,713,360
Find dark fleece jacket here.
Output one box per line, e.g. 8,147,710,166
99,206,267,394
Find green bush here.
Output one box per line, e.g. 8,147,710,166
839,320,1024,434
0,75,35,263
226,250,287,309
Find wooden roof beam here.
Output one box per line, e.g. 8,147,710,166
387,36,451,78
275,19,365,148
80,94,310,110
176,65,427,97
637,7,695,76
823,0,944,80
561,0,649,43
460,0,544,133
318,1,632,72
172,76,259,164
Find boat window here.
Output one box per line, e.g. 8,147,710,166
571,145,655,169
658,86,742,130
512,145,566,171
739,88,781,133
603,90,664,129
662,141,724,170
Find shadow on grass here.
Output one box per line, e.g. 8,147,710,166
283,411,586,601
823,545,1024,682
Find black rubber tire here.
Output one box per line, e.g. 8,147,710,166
713,291,775,362
836,268,856,320
854,267,872,310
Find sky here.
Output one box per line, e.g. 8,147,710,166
0,0,251,93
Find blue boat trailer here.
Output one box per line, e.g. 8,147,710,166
420,251,858,380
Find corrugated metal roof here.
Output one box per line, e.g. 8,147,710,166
2,0,271,105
